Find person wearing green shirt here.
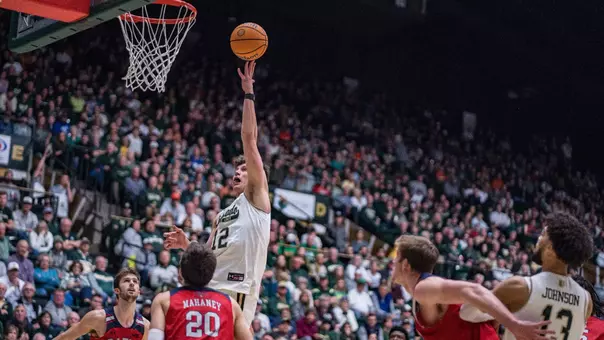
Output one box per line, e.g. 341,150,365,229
312,275,335,300
142,176,163,209
91,256,115,303
112,156,131,183
267,281,292,317
140,220,164,253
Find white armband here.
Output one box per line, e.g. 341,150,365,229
149,329,165,340
459,303,496,323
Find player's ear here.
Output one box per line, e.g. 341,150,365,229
114,287,120,296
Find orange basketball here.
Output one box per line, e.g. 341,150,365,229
230,23,268,61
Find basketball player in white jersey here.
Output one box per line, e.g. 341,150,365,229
460,212,594,340
164,60,271,326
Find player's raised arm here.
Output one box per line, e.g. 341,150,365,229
149,292,169,340
54,309,104,340
414,276,553,340
142,318,150,340
237,61,270,213
231,296,253,340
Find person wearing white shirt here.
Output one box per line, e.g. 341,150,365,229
1,262,26,306
489,204,511,227
159,192,186,221
254,301,271,333
176,202,203,233
332,298,359,332
346,255,372,289
13,196,39,232
127,127,143,157
30,221,54,254
347,278,375,318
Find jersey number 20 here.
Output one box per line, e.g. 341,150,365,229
186,311,221,337
211,228,229,250
541,305,573,340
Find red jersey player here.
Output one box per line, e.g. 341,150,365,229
54,268,149,340
148,241,251,340
573,274,604,340
392,235,553,340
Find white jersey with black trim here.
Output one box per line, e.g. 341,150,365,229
208,193,270,295
503,272,589,340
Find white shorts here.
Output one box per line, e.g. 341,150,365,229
218,284,258,326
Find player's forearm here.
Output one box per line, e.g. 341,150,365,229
460,284,518,328
241,97,258,141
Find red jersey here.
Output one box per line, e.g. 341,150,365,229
90,307,145,340
413,273,499,340
583,316,604,340
165,286,234,340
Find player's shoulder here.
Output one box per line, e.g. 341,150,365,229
86,308,108,320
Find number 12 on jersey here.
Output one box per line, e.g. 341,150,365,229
542,305,573,340
211,227,229,250
186,311,220,337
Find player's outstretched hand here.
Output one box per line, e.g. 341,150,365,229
164,227,190,250
507,319,555,340
237,61,256,94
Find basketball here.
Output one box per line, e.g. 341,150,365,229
230,23,268,61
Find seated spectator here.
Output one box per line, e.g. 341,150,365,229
13,196,39,235
0,282,14,326
60,260,93,306
138,240,158,283
254,300,271,334
91,256,114,302
0,191,16,235
66,237,93,273
77,293,104,318
357,313,384,340
41,207,59,236
149,250,179,291
271,318,294,339
5,304,33,337
8,240,34,283
296,309,319,340
159,191,185,221
176,201,203,233
33,311,60,339
17,282,42,323
124,165,146,205
348,278,375,319
65,311,87,340
291,290,312,321
345,255,371,290
2,262,26,305
0,222,15,262
268,281,293,318
371,284,393,320
140,219,163,253
29,221,54,255
34,254,61,297
351,230,369,253
49,237,67,271
44,288,72,328
332,298,359,333
4,324,19,340
56,218,80,251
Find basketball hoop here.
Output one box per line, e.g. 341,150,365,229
118,0,197,92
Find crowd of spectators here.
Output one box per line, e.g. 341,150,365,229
0,14,602,340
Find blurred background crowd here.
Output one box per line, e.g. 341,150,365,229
0,1,603,340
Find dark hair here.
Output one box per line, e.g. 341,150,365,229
572,274,604,318
38,311,52,323
180,242,216,288
69,260,83,272
389,326,409,339
234,155,270,182
544,212,594,268
395,235,439,273
113,268,141,289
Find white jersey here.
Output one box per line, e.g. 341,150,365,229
503,272,590,340
208,193,270,295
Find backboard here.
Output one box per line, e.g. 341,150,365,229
9,0,154,53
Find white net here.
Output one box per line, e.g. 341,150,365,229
119,2,196,92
